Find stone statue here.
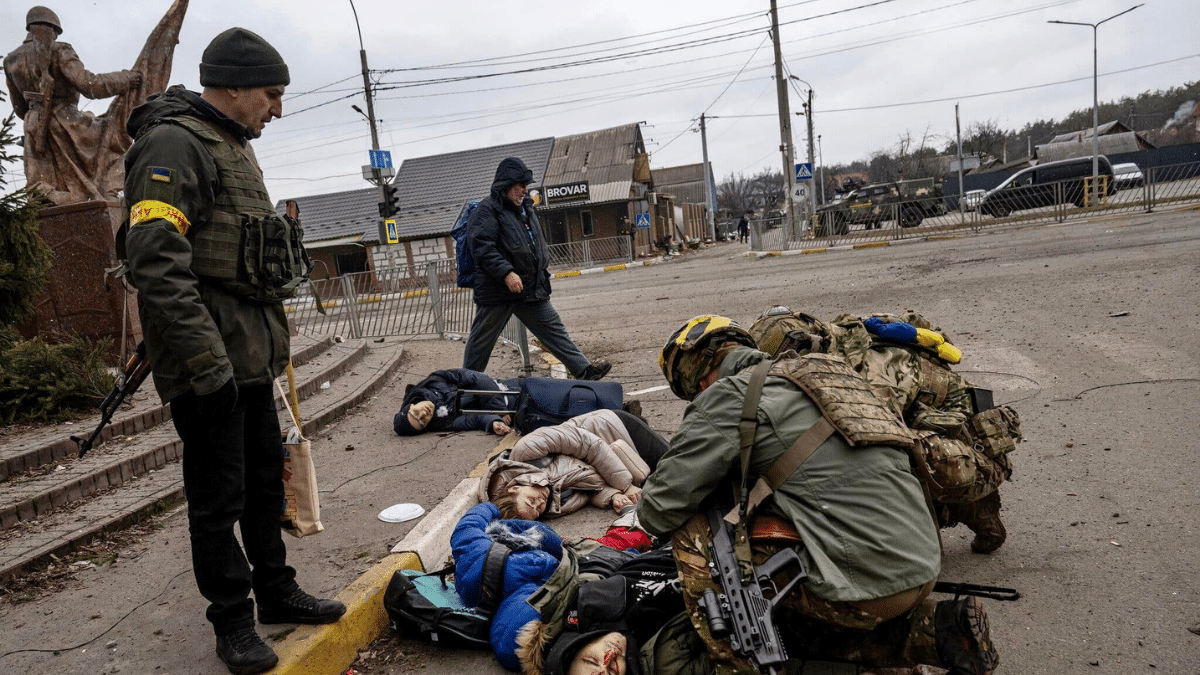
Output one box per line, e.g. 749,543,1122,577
3,2,189,206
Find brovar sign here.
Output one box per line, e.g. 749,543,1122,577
544,181,590,204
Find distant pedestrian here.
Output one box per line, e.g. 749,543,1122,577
737,211,750,243
462,157,610,380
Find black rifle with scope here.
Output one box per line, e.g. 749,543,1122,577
698,507,807,675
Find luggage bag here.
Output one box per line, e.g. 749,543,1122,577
458,377,623,434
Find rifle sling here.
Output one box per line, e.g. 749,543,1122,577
726,357,835,524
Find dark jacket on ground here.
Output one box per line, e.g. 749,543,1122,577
393,368,517,435
123,85,288,403
467,157,552,306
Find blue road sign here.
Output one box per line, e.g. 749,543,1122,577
635,213,651,229
370,150,393,170
795,162,813,181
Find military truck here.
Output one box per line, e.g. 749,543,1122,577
815,178,945,235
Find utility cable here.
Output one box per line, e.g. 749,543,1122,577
0,569,192,659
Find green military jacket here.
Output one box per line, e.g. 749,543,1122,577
637,347,941,604
123,86,289,402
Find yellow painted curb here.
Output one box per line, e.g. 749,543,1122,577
925,235,962,241
268,551,423,675
603,263,628,271
764,251,782,257
801,247,826,254
554,270,582,278
853,241,890,249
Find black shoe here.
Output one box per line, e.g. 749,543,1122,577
578,360,611,381
935,596,999,675
216,627,278,675
257,587,346,625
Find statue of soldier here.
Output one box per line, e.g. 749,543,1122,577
4,3,187,205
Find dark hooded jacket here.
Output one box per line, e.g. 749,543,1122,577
122,85,289,403
466,157,553,306
392,368,517,435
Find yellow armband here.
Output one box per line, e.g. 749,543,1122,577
130,200,192,236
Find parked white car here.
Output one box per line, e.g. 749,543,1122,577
962,189,986,211
1112,162,1145,190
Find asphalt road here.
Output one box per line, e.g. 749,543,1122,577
2,205,1197,674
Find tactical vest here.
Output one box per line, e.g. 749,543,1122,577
771,352,916,451
166,115,311,301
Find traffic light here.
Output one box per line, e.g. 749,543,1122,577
378,182,399,219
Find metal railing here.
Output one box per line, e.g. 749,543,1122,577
546,235,631,270
753,158,1200,251
285,258,532,371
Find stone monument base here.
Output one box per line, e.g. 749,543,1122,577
18,201,141,356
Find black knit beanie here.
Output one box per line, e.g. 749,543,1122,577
200,27,290,88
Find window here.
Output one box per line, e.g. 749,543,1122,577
580,211,594,238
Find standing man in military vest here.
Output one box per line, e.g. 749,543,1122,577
122,28,343,675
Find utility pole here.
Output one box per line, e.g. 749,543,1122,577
805,88,817,220
956,103,965,224
769,0,797,241
700,113,716,241
350,1,391,250
817,134,825,204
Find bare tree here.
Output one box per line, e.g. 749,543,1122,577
716,172,756,216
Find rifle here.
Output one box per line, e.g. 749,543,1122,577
933,581,1020,602
698,507,807,675
72,342,151,458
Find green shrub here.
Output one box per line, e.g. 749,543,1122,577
0,326,116,425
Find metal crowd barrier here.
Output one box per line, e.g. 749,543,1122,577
753,159,1200,251
546,235,631,270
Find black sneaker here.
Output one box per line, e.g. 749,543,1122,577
257,587,346,625
216,627,278,675
935,596,999,675
578,360,611,381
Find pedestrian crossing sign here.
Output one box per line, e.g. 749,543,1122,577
635,213,651,229
795,163,813,181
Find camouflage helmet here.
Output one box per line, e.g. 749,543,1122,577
26,6,62,34
748,305,830,357
660,315,757,400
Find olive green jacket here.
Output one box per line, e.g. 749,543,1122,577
123,87,289,402
637,347,941,603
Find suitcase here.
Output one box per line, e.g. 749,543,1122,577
458,377,623,434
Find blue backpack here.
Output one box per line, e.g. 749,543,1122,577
452,200,481,288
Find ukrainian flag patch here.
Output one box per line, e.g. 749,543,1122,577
150,167,173,183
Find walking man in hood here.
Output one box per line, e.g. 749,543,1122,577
462,156,610,380
122,27,344,674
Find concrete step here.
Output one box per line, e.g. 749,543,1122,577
0,338,387,532
0,338,405,582
0,336,333,483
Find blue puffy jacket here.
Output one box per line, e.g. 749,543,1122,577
451,502,563,671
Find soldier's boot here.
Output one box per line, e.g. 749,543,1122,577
934,596,1000,675
961,490,1006,554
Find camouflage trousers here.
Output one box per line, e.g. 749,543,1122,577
671,514,941,675
915,433,1008,505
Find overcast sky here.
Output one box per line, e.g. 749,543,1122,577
1,0,1196,202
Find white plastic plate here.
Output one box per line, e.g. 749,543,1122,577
378,503,425,523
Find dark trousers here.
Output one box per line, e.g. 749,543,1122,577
171,383,297,635
462,299,590,376
613,409,669,470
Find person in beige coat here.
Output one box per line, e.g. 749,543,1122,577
481,409,655,520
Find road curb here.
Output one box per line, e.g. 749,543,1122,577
751,234,935,259
551,256,663,279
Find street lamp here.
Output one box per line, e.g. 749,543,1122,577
1048,4,1142,196
789,76,818,222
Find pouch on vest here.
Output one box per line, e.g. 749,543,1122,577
915,432,976,494
240,212,312,301
967,405,1021,475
